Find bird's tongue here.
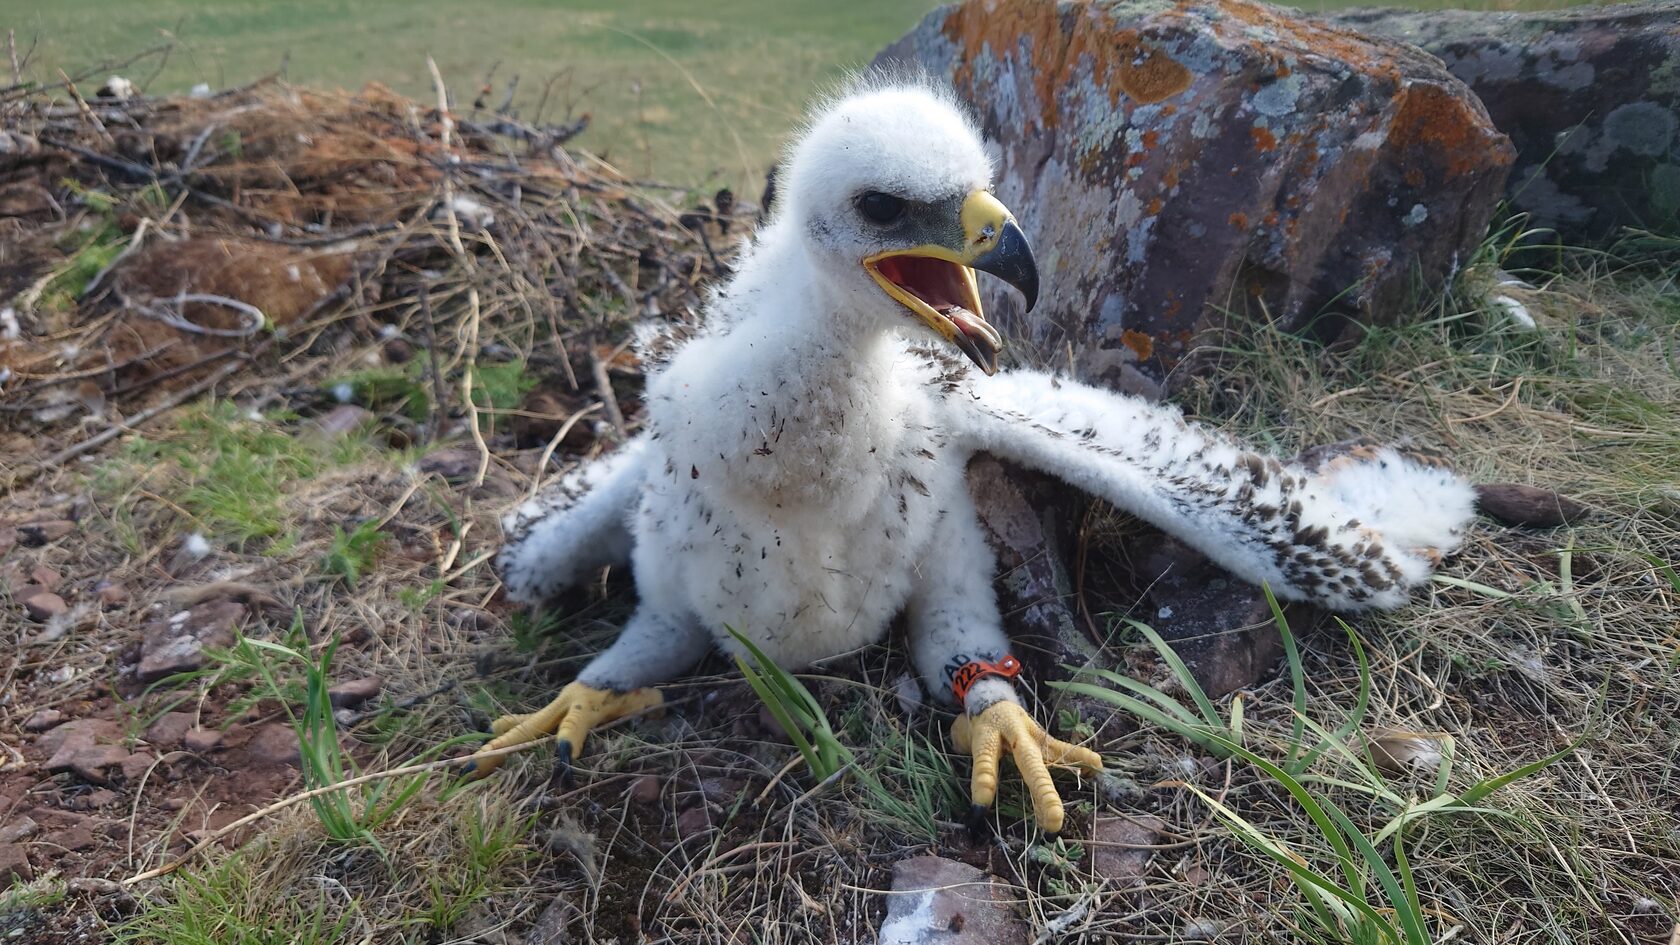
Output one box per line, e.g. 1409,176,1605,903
941,304,1002,375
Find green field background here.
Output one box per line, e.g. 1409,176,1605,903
1,0,1591,189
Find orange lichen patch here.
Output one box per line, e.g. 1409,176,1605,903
1120,329,1155,361
1163,164,1182,188
1202,0,1405,87
1147,197,1165,215
940,1,1195,125
1141,130,1161,149
1229,212,1250,229
1117,45,1193,104
1250,126,1278,152
1387,82,1513,177
1263,211,1279,227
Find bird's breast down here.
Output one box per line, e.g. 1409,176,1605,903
632,388,966,668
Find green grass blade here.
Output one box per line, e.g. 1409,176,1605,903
1262,586,1310,771
1065,665,1203,726
1122,620,1224,727
1186,783,1402,943
1458,738,1579,806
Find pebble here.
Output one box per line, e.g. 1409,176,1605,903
0,817,38,844
136,599,244,683
630,774,662,805
327,675,384,709
314,404,373,438
16,519,74,546
145,712,198,749
879,856,1028,945
1090,815,1166,887
95,580,129,607
0,844,31,883
21,590,68,621
675,806,714,839
248,723,302,765
22,708,65,732
48,825,96,852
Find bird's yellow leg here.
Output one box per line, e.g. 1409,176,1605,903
461,680,662,779
951,701,1103,834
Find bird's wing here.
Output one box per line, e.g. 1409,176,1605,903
497,434,649,603
945,370,1476,611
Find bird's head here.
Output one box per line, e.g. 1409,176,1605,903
776,82,1037,375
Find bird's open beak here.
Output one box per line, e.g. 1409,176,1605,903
864,191,1038,376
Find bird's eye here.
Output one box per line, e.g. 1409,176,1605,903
856,191,907,225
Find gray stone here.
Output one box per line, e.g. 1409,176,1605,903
327,675,384,708
878,0,1512,393
0,844,31,884
0,817,38,844
145,711,198,748
137,599,246,683
1090,814,1166,887
314,404,373,438
879,856,1028,945
247,723,301,766
21,590,67,621
182,727,223,752
22,709,65,732
1335,1,1680,243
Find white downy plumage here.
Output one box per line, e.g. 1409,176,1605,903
490,80,1477,822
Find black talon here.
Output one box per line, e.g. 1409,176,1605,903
454,759,478,778
551,740,576,789
966,803,991,844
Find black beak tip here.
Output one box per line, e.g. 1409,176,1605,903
973,219,1040,315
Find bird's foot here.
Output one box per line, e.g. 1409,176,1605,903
459,680,662,782
951,701,1103,834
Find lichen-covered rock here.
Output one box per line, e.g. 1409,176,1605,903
1336,1,1680,244
878,0,1513,394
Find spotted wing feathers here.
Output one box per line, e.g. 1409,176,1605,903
949,372,1476,611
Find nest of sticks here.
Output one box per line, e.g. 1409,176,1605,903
0,62,749,483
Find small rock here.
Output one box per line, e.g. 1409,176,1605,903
22,709,65,732
21,590,68,621
1475,483,1588,528
121,752,156,782
28,566,62,591
418,447,482,483
95,580,129,607
35,718,121,756
879,856,1028,945
526,895,573,945
1090,815,1166,887
16,519,74,546
247,723,301,765
67,877,130,902
47,740,129,785
314,404,373,438
327,675,384,709
47,825,96,852
1182,918,1223,940
630,774,662,805
675,806,714,839
80,790,120,810
145,711,198,749
0,844,31,884
0,817,38,844
136,599,245,683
